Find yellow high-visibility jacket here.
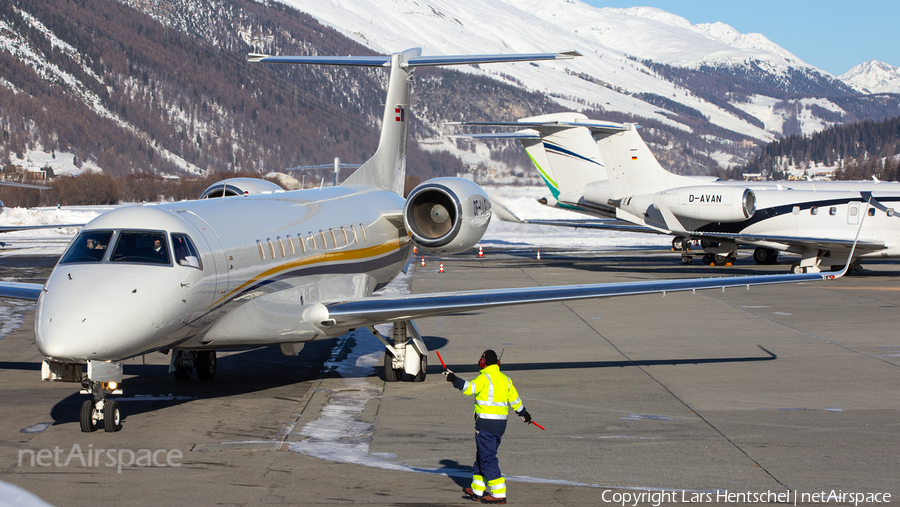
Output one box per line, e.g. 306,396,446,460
459,364,524,430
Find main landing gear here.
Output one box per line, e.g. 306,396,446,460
170,350,217,381
79,361,124,432
373,320,427,382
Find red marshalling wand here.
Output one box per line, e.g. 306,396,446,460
436,351,546,431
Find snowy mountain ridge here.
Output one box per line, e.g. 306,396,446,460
274,0,898,171
840,60,900,94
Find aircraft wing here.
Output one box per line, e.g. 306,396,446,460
0,282,44,300
492,198,661,234
692,231,886,253
325,271,831,328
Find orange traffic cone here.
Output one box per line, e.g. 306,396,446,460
537,250,541,260
477,245,483,258
439,262,444,273
413,245,417,254
420,256,425,267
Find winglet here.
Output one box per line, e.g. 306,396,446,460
828,193,873,279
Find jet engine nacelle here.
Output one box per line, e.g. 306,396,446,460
657,186,755,223
199,178,284,199
404,177,492,254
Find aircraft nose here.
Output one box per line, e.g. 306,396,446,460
36,267,163,362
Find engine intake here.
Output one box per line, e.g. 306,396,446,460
404,178,491,254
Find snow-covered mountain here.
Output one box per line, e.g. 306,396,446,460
272,0,898,168
841,60,900,94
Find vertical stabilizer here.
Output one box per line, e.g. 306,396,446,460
341,49,419,194
250,49,580,195
598,126,696,199
519,113,607,203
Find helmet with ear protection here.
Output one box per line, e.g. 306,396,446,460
479,349,499,369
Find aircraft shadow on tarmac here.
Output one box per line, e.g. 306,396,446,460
6,337,775,428
469,250,898,278
432,344,777,375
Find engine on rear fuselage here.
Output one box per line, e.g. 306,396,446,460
199,178,284,199
404,177,491,254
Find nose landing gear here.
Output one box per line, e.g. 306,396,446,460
79,362,124,432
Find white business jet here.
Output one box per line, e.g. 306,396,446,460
0,50,840,433
454,112,900,272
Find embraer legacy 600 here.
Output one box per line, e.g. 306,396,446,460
453,112,897,272
0,49,842,433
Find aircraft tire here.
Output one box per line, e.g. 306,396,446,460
713,254,728,266
80,400,97,432
103,400,122,432
753,247,778,265
412,354,427,382
681,256,692,265
700,239,719,249
383,351,401,382
672,237,688,251
196,351,217,381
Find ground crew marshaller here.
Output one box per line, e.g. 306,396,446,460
445,349,532,504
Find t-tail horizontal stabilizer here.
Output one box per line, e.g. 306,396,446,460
251,49,580,196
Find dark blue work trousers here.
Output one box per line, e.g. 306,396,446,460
473,429,503,482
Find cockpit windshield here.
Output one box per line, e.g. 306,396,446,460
110,231,170,265
60,231,113,264
171,233,202,269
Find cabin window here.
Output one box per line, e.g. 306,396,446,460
829,207,837,215
297,234,306,253
277,237,286,257
888,208,895,217
308,232,317,250
257,240,266,260
171,233,202,269
359,223,367,241
320,230,328,249
792,206,800,215
110,231,171,265
267,238,276,259
868,208,876,217
286,235,295,255
61,230,114,264
810,207,818,215
340,226,349,246
350,225,359,243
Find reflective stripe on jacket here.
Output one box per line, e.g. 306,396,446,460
461,364,524,420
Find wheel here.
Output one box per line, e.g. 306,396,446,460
103,400,122,432
713,254,728,266
791,263,805,274
700,239,719,249
702,254,713,264
196,351,216,381
681,255,693,265
383,350,401,382
412,354,427,382
672,237,687,251
753,247,778,265
80,400,97,433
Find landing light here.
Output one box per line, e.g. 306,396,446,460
108,382,118,390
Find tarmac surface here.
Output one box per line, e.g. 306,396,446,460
0,248,898,506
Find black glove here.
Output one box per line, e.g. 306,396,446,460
445,371,458,383
518,409,532,424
